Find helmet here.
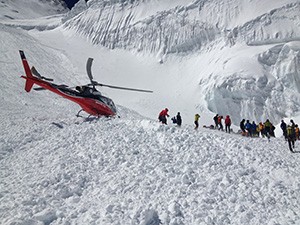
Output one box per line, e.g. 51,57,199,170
165,108,168,111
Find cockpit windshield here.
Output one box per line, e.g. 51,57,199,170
97,95,117,113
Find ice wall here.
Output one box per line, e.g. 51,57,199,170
205,42,300,124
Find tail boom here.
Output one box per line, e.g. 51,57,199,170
19,50,35,92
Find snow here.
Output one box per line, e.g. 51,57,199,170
1,0,300,224
0,0,67,20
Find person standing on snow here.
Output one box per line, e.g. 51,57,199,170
264,119,272,140
245,120,252,137
295,124,299,140
258,122,265,137
251,121,257,136
240,119,246,135
287,125,296,152
280,120,287,140
158,108,169,125
213,114,219,129
225,115,231,133
176,112,182,127
218,115,224,131
194,114,200,129
270,122,276,137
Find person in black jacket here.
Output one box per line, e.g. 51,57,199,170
240,119,246,134
213,114,219,129
176,112,182,126
280,120,287,140
287,125,296,152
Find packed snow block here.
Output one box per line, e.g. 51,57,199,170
34,209,58,225
142,209,161,225
168,202,184,218
258,44,284,66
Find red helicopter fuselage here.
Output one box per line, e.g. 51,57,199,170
20,51,116,117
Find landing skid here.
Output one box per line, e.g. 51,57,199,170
76,110,95,118
76,109,84,117
76,108,119,122
76,109,113,121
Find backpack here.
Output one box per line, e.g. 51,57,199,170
218,116,222,123
171,117,177,124
287,126,295,137
225,117,231,125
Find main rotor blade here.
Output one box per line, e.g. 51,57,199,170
86,58,94,83
95,83,153,93
85,57,152,93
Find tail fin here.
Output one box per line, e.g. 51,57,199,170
19,50,34,92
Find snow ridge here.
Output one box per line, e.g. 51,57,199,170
63,0,218,56
63,1,300,55
239,3,300,46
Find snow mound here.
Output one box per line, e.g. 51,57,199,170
1,110,300,224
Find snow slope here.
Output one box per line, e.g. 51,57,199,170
0,0,67,20
0,1,300,225
1,110,300,225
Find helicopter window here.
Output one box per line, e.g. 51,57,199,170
92,90,102,96
97,96,117,113
75,86,95,96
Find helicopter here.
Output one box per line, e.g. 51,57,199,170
19,50,153,117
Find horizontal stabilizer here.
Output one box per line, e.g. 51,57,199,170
33,87,46,91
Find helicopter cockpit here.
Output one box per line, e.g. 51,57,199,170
76,85,116,113
98,95,117,113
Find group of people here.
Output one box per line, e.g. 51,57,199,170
158,108,299,152
158,108,182,126
158,108,203,130
213,114,232,133
212,114,277,139
158,108,199,128
158,109,228,131
239,119,276,138
217,115,299,152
